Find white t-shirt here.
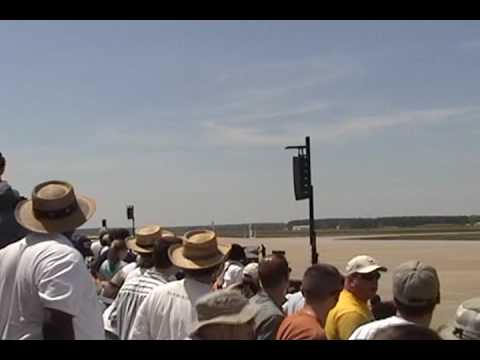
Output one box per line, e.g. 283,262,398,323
102,262,140,334
348,315,413,340
0,233,104,340
114,267,177,340
282,291,305,315
129,277,211,340
222,261,244,289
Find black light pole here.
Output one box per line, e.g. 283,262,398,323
286,136,318,265
126,205,135,236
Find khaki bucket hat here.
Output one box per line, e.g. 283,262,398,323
168,229,231,270
126,225,175,254
439,298,480,340
15,180,95,234
190,289,258,335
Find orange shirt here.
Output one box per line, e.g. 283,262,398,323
276,309,327,340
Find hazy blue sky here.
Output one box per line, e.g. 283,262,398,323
2,20,480,228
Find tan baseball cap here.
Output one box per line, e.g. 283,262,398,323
393,260,440,307
345,255,387,276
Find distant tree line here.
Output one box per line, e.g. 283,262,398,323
288,216,475,230
76,215,480,239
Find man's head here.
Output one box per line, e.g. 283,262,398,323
0,152,5,177
152,235,183,270
301,263,344,323
344,255,387,302
258,254,290,301
108,239,128,263
108,228,130,242
72,235,93,259
229,243,247,264
392,260,440,325
191,289,258,340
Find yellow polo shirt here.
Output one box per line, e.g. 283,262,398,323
325,289,373,340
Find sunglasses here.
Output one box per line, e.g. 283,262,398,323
358,272,381,281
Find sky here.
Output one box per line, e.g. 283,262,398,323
2,20,480,228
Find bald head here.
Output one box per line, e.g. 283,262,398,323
258,254,290,290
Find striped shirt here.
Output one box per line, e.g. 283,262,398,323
114,267,177,340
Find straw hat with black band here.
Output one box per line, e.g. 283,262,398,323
126,225,175,254
15,180,96,234
168,229,231,270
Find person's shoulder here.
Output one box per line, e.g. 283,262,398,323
151,278,183,294
28,233,79,256
349,316,400,339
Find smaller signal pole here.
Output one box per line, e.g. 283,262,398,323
127,205,135,236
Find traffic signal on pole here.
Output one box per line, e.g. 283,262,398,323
127,205,134,220
293,155,310,200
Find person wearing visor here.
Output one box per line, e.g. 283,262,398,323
325,255,387,340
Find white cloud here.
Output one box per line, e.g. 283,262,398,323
205,105,480,146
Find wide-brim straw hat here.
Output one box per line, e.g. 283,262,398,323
15,180,95,234
126,224,175,254
168,229,231,270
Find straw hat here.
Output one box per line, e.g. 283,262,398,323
126,224,175,254
15,180,96,234
168,229,231,270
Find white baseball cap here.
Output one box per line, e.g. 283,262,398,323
345,255,387,276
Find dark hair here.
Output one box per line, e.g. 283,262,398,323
301,263,343,303
258,254,290,290
371,324,441,340
108,228,131,241
229,243,247,263
371,298,397,320
152,236,182,269
111,239,127,252
394,298,436,318
184,263,223,282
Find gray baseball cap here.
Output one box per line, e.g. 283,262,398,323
393,260,440,307
439,298,480,340
190,289,258,335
